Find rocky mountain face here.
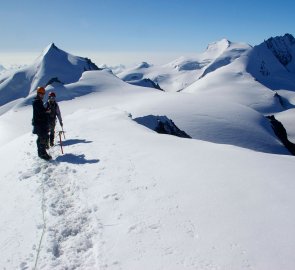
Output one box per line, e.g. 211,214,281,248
265,33,295,68
246,33,295,91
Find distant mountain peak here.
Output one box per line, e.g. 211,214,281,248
0,43,103,106
38,43,99,71
206,38,231,50
42,42,59,56
204,38,232,58
49,42,58,49
0,64,6,71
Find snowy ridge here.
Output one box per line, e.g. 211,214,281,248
0,69,289,154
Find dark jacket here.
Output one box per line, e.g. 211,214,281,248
32,97,49,135
45,101,62,125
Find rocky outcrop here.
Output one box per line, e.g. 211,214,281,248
267,115,295,155
84,58,101,71
45,77,63,86
134,115,191,138
127,78,163,91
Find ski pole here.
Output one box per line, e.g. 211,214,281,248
59,131,64,154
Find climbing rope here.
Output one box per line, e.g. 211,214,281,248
33,172,47,270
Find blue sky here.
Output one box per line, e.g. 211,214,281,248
0,0,294,66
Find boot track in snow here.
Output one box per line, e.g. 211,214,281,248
29,149,100,270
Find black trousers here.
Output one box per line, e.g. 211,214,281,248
48,120,56,145
37,135,48,156
34,126,49,156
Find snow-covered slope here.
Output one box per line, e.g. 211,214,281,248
118,39,251,92
0,89,294,269
182,34,295,142
0,69,289,155
0,43,99,107
119,34,295,98
0,36,295,270
183,55,282,113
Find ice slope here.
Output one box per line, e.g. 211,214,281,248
0,104,295,270
117,39,251,92
0,43,99,107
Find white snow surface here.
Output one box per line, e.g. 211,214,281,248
1,38,295,269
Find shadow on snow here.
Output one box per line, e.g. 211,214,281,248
55,153,99,164
61,139,93,146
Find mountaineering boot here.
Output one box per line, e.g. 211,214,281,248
39,153,52,161
37,136,52,160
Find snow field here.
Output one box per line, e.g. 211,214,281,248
65,108,295,269
1,105,295,269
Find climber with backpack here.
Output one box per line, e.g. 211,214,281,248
32,86,52,160
44,91,63,147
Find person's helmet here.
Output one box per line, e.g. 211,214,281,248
37,86,45,95
48,92,56,97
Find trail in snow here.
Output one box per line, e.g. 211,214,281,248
20,143,101,270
